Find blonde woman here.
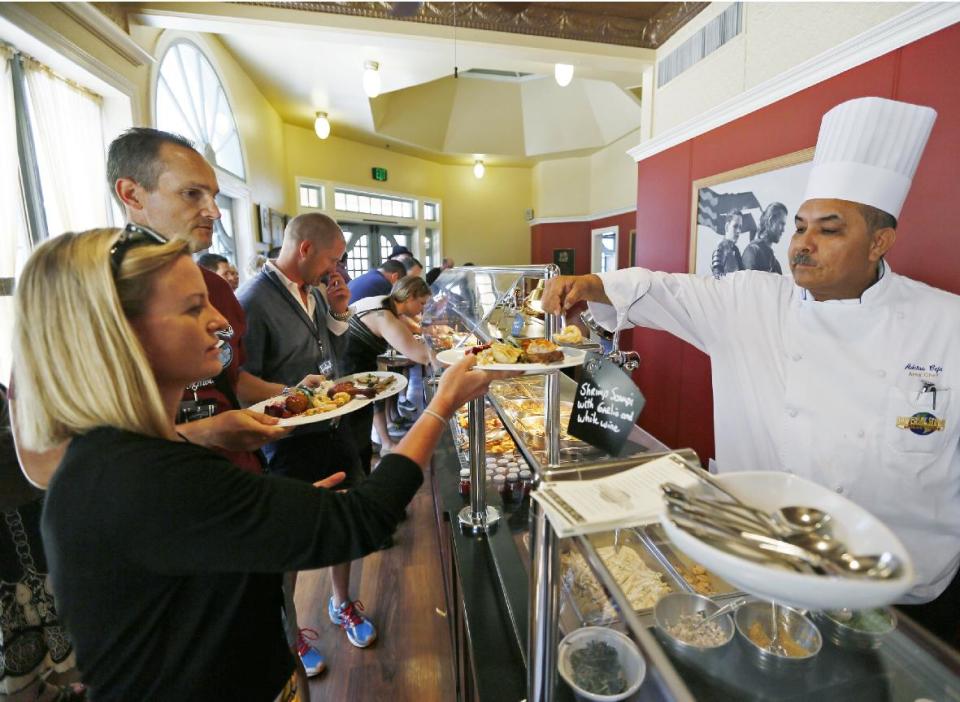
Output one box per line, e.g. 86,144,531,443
343,275,433,467
13,226,504,702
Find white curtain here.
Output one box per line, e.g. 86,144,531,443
23,58,109,237
0,50,29,385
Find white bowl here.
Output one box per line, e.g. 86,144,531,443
558,626,645,701
659,471,915,611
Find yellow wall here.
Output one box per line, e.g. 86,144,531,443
284,123,533,265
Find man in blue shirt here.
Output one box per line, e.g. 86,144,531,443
348,259,405,303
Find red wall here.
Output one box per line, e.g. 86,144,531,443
630,22,960,462
531,210,636,275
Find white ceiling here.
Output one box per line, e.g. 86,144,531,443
134,3,656,165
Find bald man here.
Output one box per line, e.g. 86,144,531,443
239,213,378,668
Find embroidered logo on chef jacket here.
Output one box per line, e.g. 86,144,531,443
896,412,946,435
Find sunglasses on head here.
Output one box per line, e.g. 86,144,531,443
109,223,168,278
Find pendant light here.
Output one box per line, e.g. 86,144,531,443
314,111,331,140
473,160,485,179
363,60,381,98
554,63,574,87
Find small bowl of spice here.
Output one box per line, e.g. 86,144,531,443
653,592,735,656
735,601,822,671
813,607,897,650
558,627,645,701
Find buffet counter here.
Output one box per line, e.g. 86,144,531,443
430,404,960,701
423,265,960,702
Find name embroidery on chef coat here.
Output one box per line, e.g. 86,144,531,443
896,412,946,435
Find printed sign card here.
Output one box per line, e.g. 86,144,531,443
567,353,645,456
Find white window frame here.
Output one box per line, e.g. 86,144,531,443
294,176,442,266
151,35,248,181
591,225,619,274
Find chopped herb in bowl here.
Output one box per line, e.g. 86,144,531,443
570,640,627,696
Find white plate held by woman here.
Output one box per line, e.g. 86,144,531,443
248,392,370,427
436,347,587,374
659,471,915,611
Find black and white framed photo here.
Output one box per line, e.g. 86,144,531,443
690,148,814,278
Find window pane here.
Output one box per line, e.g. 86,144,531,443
402,202,413,219
156,41,245,179
392,200,402,217
371,198,382,215
358,195,370,214
335,192,346,210
346,193,358,212
299,186,310,208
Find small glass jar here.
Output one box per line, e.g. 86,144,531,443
506,473,522,502
458,468,471,498
519,469,533,498
492,474,508,499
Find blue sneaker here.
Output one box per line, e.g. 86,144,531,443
329,597,377,648
296,628,326,676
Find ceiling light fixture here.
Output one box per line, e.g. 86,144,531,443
314,111,330,140
363,60,381,98
554,63,574,87
473,159,485,179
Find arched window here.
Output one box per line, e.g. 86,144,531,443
155,41,245,180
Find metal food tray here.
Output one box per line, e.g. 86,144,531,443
639,523,743,601
560,529,686,628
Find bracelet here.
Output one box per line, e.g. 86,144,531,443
422,408,448,427
331,309,352,321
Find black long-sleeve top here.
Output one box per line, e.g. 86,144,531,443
41,427,423,701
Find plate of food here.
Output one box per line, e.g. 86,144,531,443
334,371,408,402
249,384,371,426
436,338,586,373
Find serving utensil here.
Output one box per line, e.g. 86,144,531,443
666,508,902,580
693,597,749,630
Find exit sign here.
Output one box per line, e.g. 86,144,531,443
372,167,388,182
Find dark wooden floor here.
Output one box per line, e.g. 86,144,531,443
294,464,456,702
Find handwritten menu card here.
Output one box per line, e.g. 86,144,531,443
567,353,645,456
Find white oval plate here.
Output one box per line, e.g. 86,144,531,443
435,347,587,374
335,371,408,402
659,471,915,611
248,393,370,427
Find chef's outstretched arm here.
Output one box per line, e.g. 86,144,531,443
542,274,610,314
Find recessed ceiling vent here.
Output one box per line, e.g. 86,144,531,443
657,2,742,88
461,68,536,82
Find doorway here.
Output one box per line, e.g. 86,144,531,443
339,222,415,278
591,226,619,274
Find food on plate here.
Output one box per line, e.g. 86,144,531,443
350,373,397,395
470,338,565,366
554,325,585,344
562,545,672,621
523,339,565,364
663,612,728,648
569,641,627,696
263,386,353,419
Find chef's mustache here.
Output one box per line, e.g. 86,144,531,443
791,253,814,266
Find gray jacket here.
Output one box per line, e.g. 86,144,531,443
238,268,347,388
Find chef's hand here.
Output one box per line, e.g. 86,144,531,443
325,271,350,314
176,409,292,452
296,374,326,389
542,274,610,314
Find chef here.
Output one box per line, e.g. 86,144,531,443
543,97,960,633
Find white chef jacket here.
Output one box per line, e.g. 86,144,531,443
589,262,960,602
